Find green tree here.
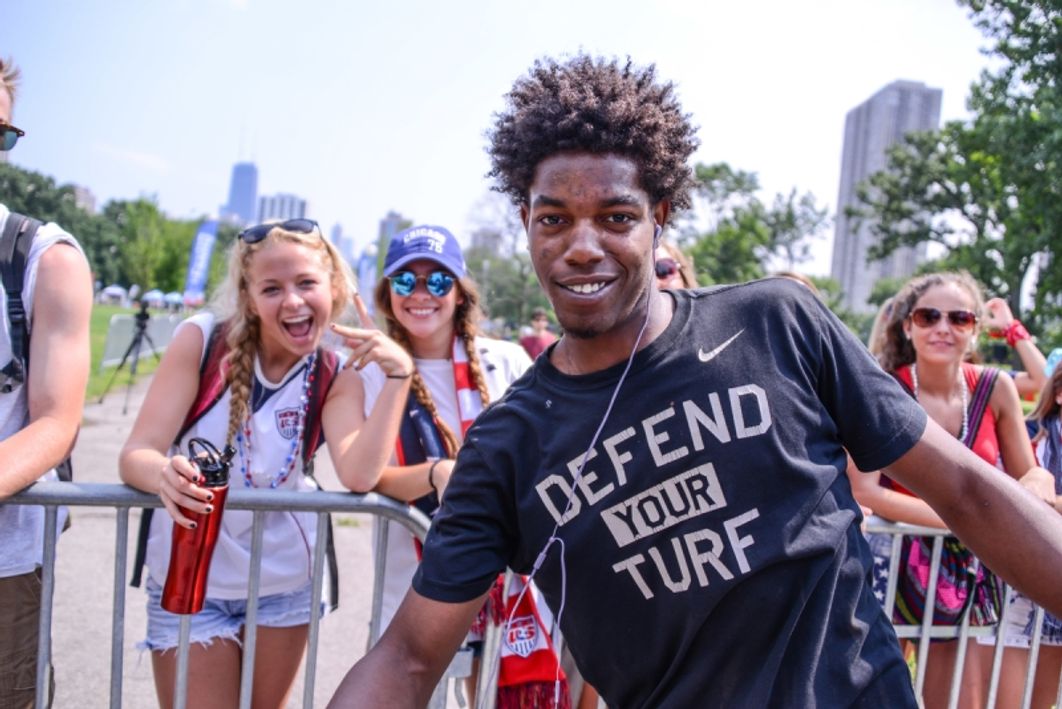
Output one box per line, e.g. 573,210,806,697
688,207,770,285
0,162,122,285
685,162,829,285
764,189,830,270
867,276,907,309
463,194,550,332
105,198,168,291
854,0,1062,329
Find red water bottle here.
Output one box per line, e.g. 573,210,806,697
161,437,235,614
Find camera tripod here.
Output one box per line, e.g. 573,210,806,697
98,302,160,414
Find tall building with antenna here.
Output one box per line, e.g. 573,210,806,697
219,162,258,226
830,80,941,312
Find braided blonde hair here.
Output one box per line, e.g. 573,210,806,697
374,273,490,457
210,224,356,447
0,57,19,106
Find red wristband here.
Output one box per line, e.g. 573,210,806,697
1005,320,1031,347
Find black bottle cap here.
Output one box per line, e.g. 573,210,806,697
187,438,233,487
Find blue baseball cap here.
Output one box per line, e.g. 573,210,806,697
383,225,466,278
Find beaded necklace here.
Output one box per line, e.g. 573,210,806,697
911,362,969,443
236,351,317,489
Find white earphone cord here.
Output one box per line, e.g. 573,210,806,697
494,243,659,704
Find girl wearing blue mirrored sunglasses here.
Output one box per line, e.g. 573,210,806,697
387,269,456,298
363,227,540,704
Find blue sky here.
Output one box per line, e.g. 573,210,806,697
4,0,990,275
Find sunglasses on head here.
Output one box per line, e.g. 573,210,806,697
655,258,679,279
388,270,456,298
238,218,319,244
1,121,25,151
909,307,978,330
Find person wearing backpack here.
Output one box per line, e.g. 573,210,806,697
119,219,413,709
849,271,1049,708
0,56,92,709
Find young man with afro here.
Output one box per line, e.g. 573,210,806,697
330,55,1062,708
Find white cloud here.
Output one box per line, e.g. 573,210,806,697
91,143,171,175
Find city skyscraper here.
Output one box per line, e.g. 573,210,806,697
830,80,942,313
378,210,407,246
257,193,308,222
220,162,258,226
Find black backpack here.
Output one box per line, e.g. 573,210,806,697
1,211,73,481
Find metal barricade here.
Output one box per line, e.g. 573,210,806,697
866,519,1062,709
6,480,467,709
13,482,1062,708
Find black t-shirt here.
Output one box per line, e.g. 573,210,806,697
414,280,927,708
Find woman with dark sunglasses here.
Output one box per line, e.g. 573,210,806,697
654,238,698,290
849,270,1050,709
351,225,569,705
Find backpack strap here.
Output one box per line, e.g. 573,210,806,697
1,215,74,483
300,347,341,610
131,321,229,588
893,364,1000,449
962,366,1000,448
1,212,41,393
301,348,339,468
177,322,230,441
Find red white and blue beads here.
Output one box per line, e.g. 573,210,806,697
236,351,316,489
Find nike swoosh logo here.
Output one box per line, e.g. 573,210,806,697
698,329,745,363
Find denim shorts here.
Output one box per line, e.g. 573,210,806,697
983,591,1062,648
142,579,317,651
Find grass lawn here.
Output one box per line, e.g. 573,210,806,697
86,304,164,400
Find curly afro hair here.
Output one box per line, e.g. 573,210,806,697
487,55,700,211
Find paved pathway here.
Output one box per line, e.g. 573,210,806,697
52,374,385,708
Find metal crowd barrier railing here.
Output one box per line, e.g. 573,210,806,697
14,483,1060,708
866,519,1062,709
7,480,484,709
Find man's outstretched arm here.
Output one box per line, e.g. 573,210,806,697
885,417,1062,616
328,587,487,708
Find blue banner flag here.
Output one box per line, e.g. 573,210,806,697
183,220,219,307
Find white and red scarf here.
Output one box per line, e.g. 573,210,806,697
474,574,571,708
394,337,570,706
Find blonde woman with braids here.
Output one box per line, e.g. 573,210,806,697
119,220,413,709
848,270,1053,709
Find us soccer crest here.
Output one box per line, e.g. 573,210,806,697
504,615,538,658
275,408,301,440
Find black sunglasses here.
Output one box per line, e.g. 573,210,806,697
238,218,319,244
388,270,456,298
1,121,25,151
909,307,978,330
655,258,679,279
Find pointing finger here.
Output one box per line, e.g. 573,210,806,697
354,292,376,329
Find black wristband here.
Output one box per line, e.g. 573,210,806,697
387,371,413,379
428,458,442,495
